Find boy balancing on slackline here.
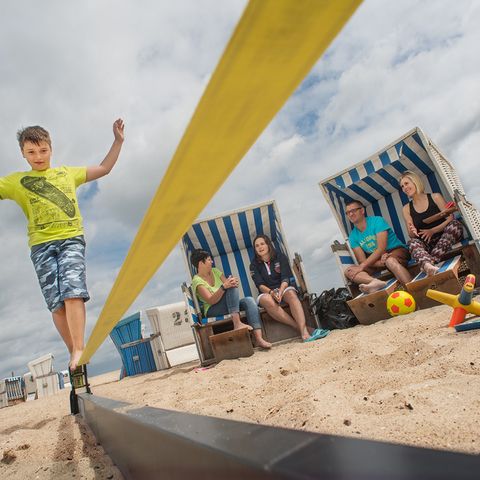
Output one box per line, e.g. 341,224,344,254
0,119,125,370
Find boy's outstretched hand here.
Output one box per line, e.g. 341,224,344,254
113,118,125,143
85,118,125,182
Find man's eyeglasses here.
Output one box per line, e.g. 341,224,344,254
345,207,362,216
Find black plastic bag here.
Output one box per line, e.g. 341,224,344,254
310,288,358,330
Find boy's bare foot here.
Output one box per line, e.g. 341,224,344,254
69,350,83,371
359,279,387,294
423,262,439,276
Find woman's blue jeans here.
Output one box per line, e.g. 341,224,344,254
207,287,262,330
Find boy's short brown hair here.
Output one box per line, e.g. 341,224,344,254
17,126,52,150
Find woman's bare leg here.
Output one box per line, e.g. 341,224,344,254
230,312,253,331
259,295,298,330
385,257,412,284
282,290,309,340
253,329,272,348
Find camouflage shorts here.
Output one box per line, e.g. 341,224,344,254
30,236,90,312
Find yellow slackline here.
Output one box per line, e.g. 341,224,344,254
80,0,362,365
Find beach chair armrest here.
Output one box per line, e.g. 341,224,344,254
293,252,310,296
120,333,161,350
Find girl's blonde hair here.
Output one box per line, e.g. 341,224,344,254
400,170,424,194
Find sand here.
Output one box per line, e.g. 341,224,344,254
1,302,479,478
0,371,123,480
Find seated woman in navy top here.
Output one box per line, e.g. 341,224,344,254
249,235,327,342
400,171,463,276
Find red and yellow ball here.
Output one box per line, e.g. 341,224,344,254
387,290,416,316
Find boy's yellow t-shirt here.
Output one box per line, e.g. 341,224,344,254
0,166,87,247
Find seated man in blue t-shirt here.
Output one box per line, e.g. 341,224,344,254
344,200,412,293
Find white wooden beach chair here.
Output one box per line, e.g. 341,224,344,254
144,302,199,370
27,353,54,378
23,372,36,397
27,353,61,398
319,127,480,323
180,200,317,365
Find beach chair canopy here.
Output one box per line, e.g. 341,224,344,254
181,200,293,299
319,127,480,247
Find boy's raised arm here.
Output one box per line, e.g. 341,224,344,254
86,119,124,182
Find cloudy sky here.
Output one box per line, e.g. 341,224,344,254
1,0,479,379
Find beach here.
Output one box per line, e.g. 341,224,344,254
1,302,479,478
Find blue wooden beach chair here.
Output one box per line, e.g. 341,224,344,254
109,312,157,377
181,200,317,365
319,127,480,323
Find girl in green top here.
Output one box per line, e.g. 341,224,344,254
191,249,271,349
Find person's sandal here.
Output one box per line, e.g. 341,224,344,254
303,328,330,342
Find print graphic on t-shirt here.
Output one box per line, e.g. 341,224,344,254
360,234,377,251
20,176,76,218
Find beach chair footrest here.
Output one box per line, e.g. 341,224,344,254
406,256,462,310
210,329,254,362
347,279,399,325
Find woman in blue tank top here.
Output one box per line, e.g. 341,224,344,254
400,171,463,275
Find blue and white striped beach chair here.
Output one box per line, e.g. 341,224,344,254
181,200,316,365
320,127,480,322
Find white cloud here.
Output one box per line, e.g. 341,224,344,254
1,0,479,378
